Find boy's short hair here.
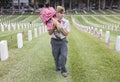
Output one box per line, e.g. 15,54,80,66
56,6,65,14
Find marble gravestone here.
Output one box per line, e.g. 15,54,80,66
34,28,38,38
0,40,9,61
116,36,120,51
17,33,23,48
28,30,32,41
105,31,110,45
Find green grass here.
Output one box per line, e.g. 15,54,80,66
72,15,120,50
84,16,103,25
0,15,120,82
73,16,89,26
0,28,36,49
69,20,120,82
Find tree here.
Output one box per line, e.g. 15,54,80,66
98,0,101,10
118,0,120,9
34,0,36,12
69,0,71,10
87,0,90,10
62,0,64,7
12,0,14,14
18,0,20,14
101,0,106,9
109,0,113,9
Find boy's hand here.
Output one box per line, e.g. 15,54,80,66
51,18,60,29
51,18,57,25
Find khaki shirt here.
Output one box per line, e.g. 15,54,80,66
51,18,70,39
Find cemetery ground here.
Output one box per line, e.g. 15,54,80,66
0,12,120,82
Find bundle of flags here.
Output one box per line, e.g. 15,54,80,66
40,7,56,30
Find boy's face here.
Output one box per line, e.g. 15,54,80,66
57,12,64,20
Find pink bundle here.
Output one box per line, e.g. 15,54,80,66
40,7,56,30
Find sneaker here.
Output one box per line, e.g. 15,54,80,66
61,72,68,77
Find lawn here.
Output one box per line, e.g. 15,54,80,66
0,15,120,82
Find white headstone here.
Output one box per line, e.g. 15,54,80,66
91,27,94,33
39,27,41,35
45,26,47,32
102,25,105,28
0,40,9,61
30,23,32,28
88,26,91,33
8,24,11,31
34,28,38,38
1,24,4,32
105,31,110,45
13,24,16,30
116,36,120,51
94,28,98,35
28,30,32,41
42,26,45,33
98,29,102,39
17,33,23,48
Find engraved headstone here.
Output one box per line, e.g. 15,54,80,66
1,24,4,32
17,33,23,48
34,28,38,38
28,30,32,41
98,29,102,40
105,31,110,45
0,40,9,61
116,36,120,51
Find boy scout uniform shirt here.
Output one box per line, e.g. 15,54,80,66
51,18,70,39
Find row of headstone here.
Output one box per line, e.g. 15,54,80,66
100,24,119,31
18,26,47,47
0,23,34,32
88,27,120,51
72,17,120,52
86,27,111,46
0,26,47,61
87,26,120,51
14,25,46,44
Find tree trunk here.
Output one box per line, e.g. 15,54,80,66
87,0,89,10
54,0,56,8
18,0,20,14
98,0,101,10
34,0,36,12
109,0,113,9
78,0,80,9
118,0,120,9
69,0,71,10
12,0,14,14
62,0,64,7
101,0,106,10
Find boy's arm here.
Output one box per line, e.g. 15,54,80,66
51,18,69,36
59,28,69,36
48,27,56,35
